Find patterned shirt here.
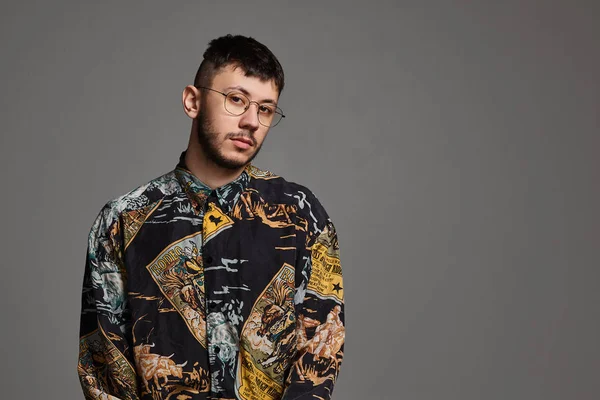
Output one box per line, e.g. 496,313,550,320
78,151,345,400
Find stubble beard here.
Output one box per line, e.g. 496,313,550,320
196,111,263,170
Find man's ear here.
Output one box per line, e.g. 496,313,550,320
182,85,201,118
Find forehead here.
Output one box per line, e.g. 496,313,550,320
211,64,279,103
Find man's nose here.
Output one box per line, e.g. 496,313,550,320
239,103,260,131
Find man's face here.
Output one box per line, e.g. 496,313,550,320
196,65,280,170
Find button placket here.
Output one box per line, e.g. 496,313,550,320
203,192,221,379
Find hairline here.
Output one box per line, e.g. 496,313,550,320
195,60,283,95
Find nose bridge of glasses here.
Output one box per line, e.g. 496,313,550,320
243,101,264,124
237,100,260,125
247,100,261,112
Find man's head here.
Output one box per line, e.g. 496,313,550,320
182,34,285,170
194,35,284,95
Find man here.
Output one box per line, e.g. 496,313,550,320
78,34,345,400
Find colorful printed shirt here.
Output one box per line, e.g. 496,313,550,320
78,151,345,400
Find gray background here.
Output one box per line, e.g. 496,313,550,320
1,1,598,399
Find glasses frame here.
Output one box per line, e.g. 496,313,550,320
196,86,286,127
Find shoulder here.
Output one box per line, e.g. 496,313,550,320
88,170,180,240
246,165,331,231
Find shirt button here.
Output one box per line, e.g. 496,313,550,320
205,255,213,264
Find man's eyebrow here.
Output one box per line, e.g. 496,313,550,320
223,85,277,105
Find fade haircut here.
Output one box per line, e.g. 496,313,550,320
194,34,285,94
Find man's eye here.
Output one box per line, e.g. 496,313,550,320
230,96,243,103
259,105,274,114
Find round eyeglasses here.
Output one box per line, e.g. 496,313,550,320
197,86,285,127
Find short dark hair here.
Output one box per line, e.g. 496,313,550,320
194,34,285,94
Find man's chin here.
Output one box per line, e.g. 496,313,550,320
223,147,261,167
201,141,261,170
213,153,253,170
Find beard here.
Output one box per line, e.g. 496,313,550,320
195,111,263,170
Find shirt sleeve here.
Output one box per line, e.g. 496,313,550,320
77,206,139,399
282,213,345,400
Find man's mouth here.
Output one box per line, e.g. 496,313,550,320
230,137,253,149
231,137,253,146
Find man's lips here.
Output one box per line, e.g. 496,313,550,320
230,137,253,149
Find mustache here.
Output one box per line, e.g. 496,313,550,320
225,132,257,146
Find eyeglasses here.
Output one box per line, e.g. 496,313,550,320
196,86,285,127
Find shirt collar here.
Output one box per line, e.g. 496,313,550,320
174,151,250,213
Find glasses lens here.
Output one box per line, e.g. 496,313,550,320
258,107,283,127
225,92,249,115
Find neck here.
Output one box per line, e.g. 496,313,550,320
184,128,246,190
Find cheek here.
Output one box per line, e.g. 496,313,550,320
254,130,269,144
204,108,234,133
207,120,231,139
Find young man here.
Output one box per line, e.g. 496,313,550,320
78,34,345,400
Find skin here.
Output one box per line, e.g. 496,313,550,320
181,64,280,189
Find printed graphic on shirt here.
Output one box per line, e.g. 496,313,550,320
146,233,207,346
246,164,278,180
104,171,180,223
232,189,297,229
122,199,163,250
88,256,127,326
285,189,323,239
188,190,209,215
307,224,343,303
132,315,209,397
236,263,296,400
78,329,138,400
203,202,235,243
207,311,240,396
291,302,345,387
286,225,345,390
